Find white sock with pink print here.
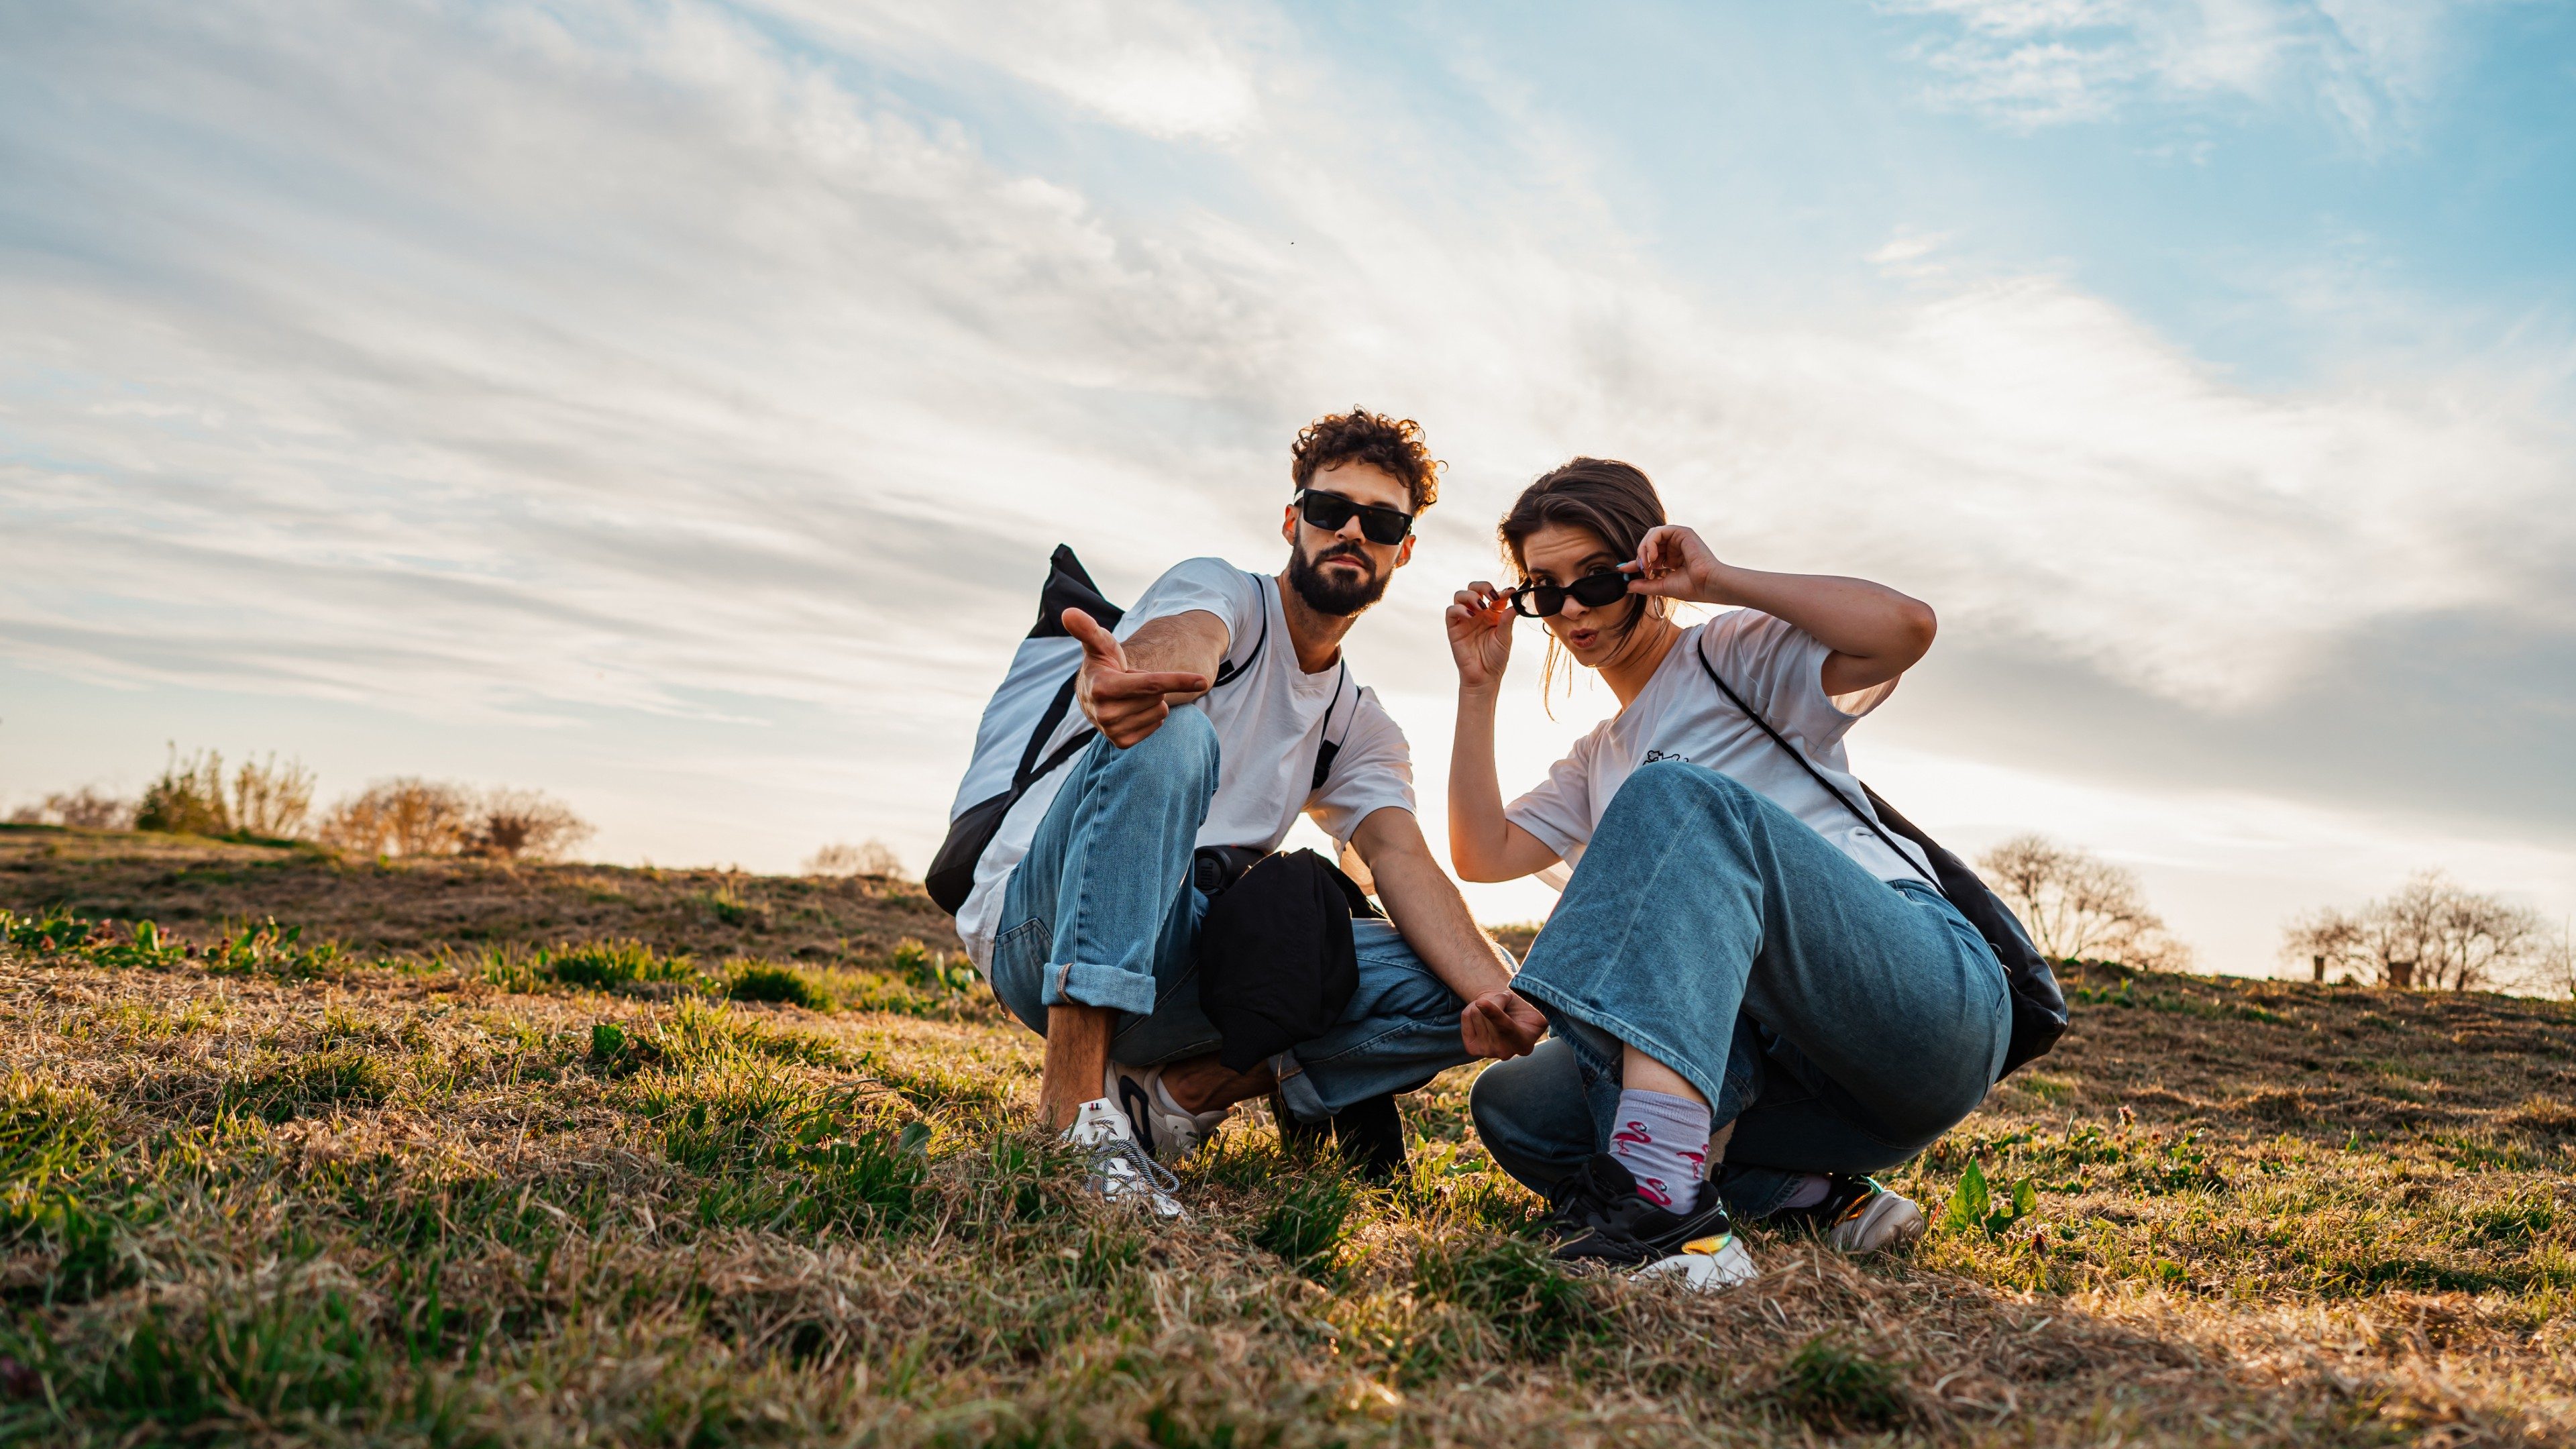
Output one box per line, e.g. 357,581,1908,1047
1608,1087,1711,1215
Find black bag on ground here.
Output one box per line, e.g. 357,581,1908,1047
1197,848,1379,1073
1693,644,2070,1078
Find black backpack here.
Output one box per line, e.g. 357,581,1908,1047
924,546,1269,915
1693,642,2069,1078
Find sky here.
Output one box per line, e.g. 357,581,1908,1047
2,0,2572,977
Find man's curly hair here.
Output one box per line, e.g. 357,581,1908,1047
1290,408,1442,516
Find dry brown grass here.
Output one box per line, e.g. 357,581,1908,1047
2,824,2574,1446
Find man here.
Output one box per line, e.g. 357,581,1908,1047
951,409,1547,1212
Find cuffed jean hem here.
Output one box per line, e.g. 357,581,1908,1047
1507,974,1739,1128
1044,959,1161,1017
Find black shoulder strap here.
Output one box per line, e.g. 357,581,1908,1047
1212,572,1271,687
1691,632,1936,882
1309,661,1352,792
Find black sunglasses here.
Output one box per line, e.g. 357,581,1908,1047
1510,570,1634,618
1293,488,1413,546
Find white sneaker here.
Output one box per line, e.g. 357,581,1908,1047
1105,1060,1229,1163
1635,1228,1761,1293
1064,1097,1185,1220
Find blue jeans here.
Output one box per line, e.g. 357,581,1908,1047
988,707,1477,1121
1471,761,2009,1218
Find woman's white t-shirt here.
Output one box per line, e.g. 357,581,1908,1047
1503,610,1932,889
955,557,1417,969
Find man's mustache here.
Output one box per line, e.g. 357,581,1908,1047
1315,545,1375,573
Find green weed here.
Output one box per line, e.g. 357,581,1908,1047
1768,1334,1909,1434
727,961,829,1010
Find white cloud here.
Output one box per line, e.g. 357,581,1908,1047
1884,0,2481,140
743,0,1263,140
1,0,2570,971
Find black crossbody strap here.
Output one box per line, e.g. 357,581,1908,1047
1309,661,1352,792
1692,633,1937,883
1211,573,1270,687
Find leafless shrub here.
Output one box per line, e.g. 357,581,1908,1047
135,748,232,837
319,780,589,861
464,788,592,863
2284,871,2549,991
317,778,473,857
804,840,908,879
5,786,136,829
229,753,315,839
1976,833,2192,970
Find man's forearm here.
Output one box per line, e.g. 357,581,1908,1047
1370,841,1513,1002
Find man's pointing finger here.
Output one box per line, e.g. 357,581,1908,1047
1105,670,1209,697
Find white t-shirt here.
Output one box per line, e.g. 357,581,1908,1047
955,557,1417,969
1503,610,1932,889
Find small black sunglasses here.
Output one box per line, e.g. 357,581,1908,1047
1294,488,1413,546
1510,569,1634,618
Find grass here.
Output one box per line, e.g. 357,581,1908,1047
3,828,2576,1444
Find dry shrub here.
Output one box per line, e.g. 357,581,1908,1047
318,780,589,861
228,753,315,839
133,749,231,837
5,787,136,829
804,840,908,879
130,749,316,840
464,788,592,862
317,779,472,857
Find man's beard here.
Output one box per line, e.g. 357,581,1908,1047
1286,541,1390,617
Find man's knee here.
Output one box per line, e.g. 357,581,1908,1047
1094,705,1220,796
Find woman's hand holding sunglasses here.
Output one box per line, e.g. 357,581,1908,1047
1446,580,1515,693
1625,523,1729,605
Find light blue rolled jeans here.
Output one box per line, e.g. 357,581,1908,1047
1471,760,2011,1220
987,706,1479,1121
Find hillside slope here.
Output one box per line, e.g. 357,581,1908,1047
4,825,2574,1446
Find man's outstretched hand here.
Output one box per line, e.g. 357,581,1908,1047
1066,608,1210,748
1462,987,1547,1060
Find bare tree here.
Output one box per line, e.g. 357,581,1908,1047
804,840,909,879
1976,833,2192,969
2282,871,2548,991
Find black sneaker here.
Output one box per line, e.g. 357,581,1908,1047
1764,1175,1927,1254
1547,1152,1734,1267
1267,1088,1407,1183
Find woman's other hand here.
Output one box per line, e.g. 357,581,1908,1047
1628,524,1731,606
1446,581,1515,692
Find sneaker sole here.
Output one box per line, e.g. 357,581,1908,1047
1635,1236,1760,1292
1829,1191,1926,1254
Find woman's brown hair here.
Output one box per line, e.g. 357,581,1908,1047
1498,458,1674,708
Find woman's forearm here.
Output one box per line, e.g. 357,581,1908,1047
1703,562,1935,679
1448,686,1515,881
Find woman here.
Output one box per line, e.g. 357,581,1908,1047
1449,458,2008,1284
